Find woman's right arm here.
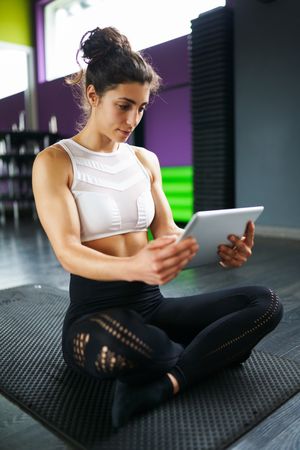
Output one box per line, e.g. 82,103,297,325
32,148,198,284
32,147,135,281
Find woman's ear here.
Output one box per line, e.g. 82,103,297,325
86,84,100,107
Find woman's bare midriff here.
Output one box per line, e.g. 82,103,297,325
82,230,149,257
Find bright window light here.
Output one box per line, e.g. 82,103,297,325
0,44,28,99
44,0,226,81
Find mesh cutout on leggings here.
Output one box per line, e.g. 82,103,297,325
207,289,281,356
73,332,90,368
95,345,135,374
90,313,153,358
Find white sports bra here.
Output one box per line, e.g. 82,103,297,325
57,139,155,242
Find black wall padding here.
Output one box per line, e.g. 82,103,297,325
190,6,235,211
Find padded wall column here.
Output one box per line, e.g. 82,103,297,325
190,6,235,211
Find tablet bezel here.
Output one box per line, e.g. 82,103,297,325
176,206,264,268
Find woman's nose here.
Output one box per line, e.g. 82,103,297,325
126,110,139,127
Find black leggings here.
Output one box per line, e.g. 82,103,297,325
62,278,283,390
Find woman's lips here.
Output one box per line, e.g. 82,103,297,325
118,129,131,137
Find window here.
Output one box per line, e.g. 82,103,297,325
0,43,29,99
44,0,226,81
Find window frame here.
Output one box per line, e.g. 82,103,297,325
36,0,226,83
0,41,30,100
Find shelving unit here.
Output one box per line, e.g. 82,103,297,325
0,131,62,223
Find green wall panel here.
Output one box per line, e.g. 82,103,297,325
148,166,193,241
0,0,33,46
161,166,193,223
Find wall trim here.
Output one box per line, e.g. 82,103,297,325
255,225,300,240
24,48,38,130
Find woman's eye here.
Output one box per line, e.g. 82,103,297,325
118,104,147,113
118,104,130,111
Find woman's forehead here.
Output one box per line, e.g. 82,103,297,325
107,82,150,102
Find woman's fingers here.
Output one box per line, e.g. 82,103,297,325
218,248,247,268
147,236,199,283
132,235,199,285
154,249,196,272
148,235,178,249
155,250,197,284
151,236,198,260
152,239,199,272
243,220,255,248
218,228,253,268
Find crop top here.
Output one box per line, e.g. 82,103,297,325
57,139,155,242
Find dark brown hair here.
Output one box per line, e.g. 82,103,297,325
65,27,161,130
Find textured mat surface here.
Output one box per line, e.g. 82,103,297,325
1,284,300,450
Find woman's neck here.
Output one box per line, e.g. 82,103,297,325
73,126,118,153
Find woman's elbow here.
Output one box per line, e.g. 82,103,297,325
54,245,76,273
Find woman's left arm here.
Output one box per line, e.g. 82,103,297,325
134,147,184,239
217,220,255,268
134,146,254,267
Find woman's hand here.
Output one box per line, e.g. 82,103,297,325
218,221,255,269
129,235,199,285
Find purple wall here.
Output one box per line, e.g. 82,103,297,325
144,36,192,166
0,92,25,131
144,86,192,166
36,77,81,136
144,36,190,88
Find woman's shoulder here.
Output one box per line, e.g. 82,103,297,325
34,143,72,171
131,145,157,160
130,145,160,183
36,143,69,160
33,143,73,186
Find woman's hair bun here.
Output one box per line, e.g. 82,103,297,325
78,27,132,64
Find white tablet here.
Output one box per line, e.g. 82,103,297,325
176,206,264,268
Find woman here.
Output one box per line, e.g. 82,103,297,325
32,27,283,429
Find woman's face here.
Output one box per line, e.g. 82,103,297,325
91,82,150,143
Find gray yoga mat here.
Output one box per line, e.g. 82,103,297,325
0,284,300,450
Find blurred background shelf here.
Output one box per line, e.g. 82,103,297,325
0,131,62,224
